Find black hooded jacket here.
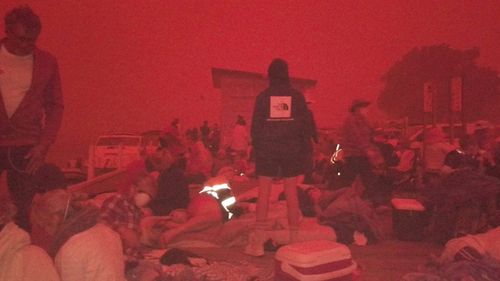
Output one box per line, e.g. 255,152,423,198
251,83,309,157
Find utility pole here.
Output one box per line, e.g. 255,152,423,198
421,81,436,188
450,76,463,143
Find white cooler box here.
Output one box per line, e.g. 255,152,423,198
275,240,357,281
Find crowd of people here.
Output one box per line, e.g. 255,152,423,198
1,5,500,281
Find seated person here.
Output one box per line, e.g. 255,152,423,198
0,197,59,281
485,143,500,180
428,167,499,243
292,178,384,244
442,135,481,175
147,147,190,216
423,128,457,189
391,138,415,174
388,138,417,188
372,129,399,168
30,163,67,253
100,162,158,266
158,132,187,165
185,132,213,184
30,189,125,281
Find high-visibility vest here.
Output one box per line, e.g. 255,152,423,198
199,183,236,221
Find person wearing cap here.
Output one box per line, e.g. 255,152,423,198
340,99,376,198
247,58,310,256
0,5,64,231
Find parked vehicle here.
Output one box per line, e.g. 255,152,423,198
93,134,143,169
141,130,162,156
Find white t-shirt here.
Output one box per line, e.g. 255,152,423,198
0,45,34,118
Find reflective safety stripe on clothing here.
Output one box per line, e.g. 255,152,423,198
199,183,236,220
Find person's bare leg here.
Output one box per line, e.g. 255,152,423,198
160,214,221,247
256,176,272,223
283,176,300,243
245,176,273,256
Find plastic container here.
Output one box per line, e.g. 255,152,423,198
275,240,356,281
391,198,427,241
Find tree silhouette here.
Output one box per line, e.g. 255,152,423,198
378,44,500,124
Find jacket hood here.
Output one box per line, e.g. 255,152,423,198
268,58,290,86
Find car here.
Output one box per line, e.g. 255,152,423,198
93,134,143,169
141,130,162,156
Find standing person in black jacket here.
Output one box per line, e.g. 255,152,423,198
245,58,309,256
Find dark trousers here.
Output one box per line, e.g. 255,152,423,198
343,156,377,199
0,146,36,231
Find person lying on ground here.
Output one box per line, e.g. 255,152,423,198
160,176,246,246
287,177,385,243
142,176,245,247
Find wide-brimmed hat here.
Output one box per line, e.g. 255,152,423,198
350,99,371,113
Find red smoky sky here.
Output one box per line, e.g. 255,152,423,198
1,0,499,164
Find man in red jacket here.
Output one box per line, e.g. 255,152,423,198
0,5,63,231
